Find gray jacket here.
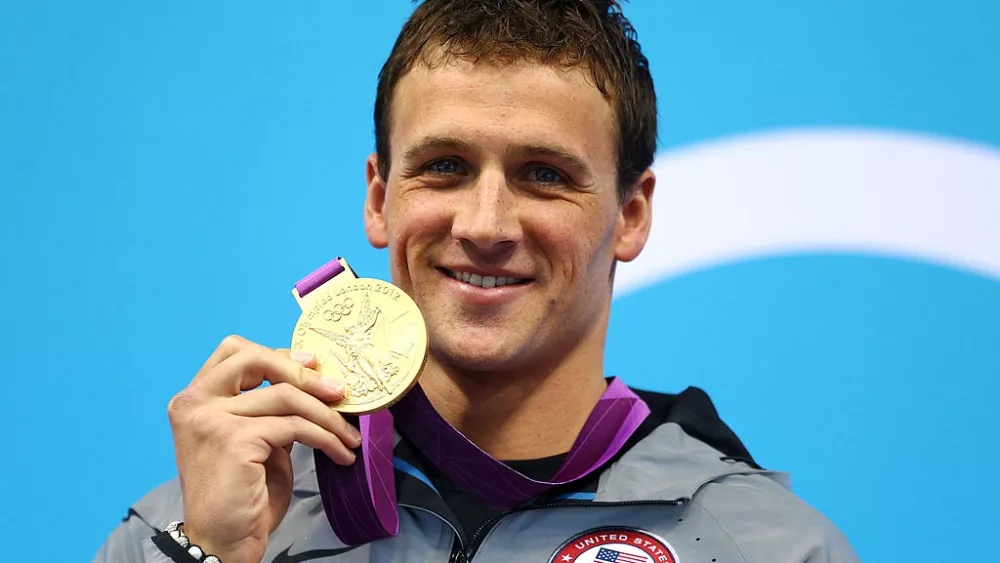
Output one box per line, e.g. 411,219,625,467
93,388,859,563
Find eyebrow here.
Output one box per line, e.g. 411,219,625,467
401,135,593,176
512,144,592,176
400,136,470,163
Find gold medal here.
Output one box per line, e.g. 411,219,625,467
290,258,428,414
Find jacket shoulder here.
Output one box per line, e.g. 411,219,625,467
90,479,183,563
694,473,860,563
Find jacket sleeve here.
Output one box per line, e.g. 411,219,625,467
694,473,861,563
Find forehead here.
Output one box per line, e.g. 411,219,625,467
388,57,616,165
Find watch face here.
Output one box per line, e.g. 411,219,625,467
292,277,428,414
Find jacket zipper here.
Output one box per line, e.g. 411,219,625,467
398,503,466,562
453,498,690,563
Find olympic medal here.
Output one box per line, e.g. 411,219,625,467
291,267,428,414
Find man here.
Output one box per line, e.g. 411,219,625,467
95,1,859,562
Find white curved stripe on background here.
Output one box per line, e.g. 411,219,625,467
615,128,1000,296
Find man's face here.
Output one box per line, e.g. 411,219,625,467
365,57,653,373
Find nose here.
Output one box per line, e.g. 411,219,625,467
451,170,522,253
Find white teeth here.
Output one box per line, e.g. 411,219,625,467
447,269,525,288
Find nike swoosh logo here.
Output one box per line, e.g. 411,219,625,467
272,544,359,563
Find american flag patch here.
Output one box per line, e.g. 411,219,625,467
548,527,677,563
594,547,648,563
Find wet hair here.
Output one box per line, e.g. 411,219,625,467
374,0,657,200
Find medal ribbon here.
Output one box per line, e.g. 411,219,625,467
298,260,650,546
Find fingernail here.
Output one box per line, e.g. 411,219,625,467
290,350,315,364
321,376,344,393
348,424,362,443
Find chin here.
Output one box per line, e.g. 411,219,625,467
429,329,531,373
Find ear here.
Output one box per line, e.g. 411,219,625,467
614,168,655,262
364,153,389,249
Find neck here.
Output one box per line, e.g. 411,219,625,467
419,307,611,460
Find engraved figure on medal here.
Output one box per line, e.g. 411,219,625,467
309,292,399,397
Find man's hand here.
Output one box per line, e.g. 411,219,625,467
167,335,360,563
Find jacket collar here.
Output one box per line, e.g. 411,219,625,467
595,422,786,502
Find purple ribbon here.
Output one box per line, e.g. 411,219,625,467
315,410,398,545
297,259,650,546
294,257,345,297
315,381,648,545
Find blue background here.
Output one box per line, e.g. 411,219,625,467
1,1,998,561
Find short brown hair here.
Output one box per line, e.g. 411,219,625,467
374,0,657,201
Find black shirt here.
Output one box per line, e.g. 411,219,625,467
419,450,568,539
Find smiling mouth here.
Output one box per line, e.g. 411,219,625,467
440,268,531,289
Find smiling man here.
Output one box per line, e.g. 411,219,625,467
366,55,650,461
95,2,858,562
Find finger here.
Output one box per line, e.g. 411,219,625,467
194,346,347,401
277,348,319,369
193,335,269,380
228,383,362,448
253,415,357,465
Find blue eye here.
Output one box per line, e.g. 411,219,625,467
530,166,564,184
427,159,461,174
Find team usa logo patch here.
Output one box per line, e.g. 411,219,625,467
549,527,679,563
